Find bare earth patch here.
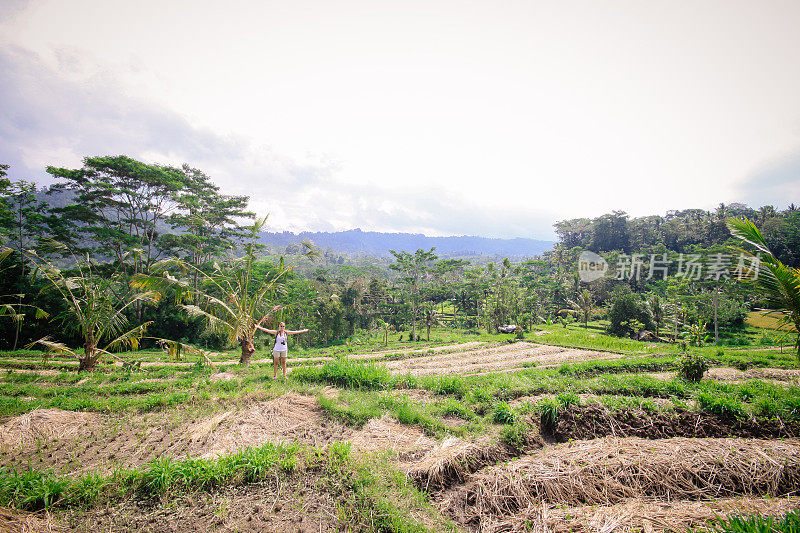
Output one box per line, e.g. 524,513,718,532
59,473,338,533
192,393,351,456
0,394,350,473
348,341,489,360
647,367,798,386
383,342,621,376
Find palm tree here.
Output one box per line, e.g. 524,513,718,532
560,289,594,328
0,249,49,329
728,218,800,361
25,244,158,371
135,216,314,365
423,305,442,342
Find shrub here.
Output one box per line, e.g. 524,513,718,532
678,352,710,382
606,292,655,338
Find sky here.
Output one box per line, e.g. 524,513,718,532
1,0,799,240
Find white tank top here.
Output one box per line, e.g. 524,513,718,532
274,332,288,350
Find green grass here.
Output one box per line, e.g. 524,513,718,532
0,441,449,532
696,509,800,533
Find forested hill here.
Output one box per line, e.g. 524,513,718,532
259,229,554,257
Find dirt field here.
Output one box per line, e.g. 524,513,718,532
378,341,622,376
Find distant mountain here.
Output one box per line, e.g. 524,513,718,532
259,229,554,258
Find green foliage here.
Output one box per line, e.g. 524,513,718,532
0,442,301,511
728,217,800,362
698,510,800,533
293,359,392,390
678,352,711,382
539,397,560,433
0,467,66,510
491,400,516,424
697,391,747,419
500,418,531,451
606,291,655,338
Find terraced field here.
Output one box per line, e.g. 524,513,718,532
1,331,799,532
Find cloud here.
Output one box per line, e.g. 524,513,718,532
0,45,557,239
736,148,800,209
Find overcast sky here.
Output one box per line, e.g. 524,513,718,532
1,0,799,239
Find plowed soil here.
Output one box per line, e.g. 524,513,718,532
382,342,621,376
550,403,800,441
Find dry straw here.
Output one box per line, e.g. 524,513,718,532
446,437,800,526
350,414,437,454
0,408,95,449
484,496,800,533
0,506,65,533
407,436,508,491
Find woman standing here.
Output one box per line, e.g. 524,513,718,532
256,321,309,378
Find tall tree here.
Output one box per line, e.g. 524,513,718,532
1,179,50,349
162,164,253,276
46,155,189,274
389,248,437,341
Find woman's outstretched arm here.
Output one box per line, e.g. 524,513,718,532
255,324,277,334
285,328,309,335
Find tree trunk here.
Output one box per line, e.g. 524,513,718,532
713,292,719,344
239,337,255,365
79,342,98,372
427,323,431,342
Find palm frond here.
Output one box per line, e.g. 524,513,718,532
104,321,153,353
26,337,78,358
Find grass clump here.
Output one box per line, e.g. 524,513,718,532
697,391,748,420
292,359,392,390
322,443,449,532
679,353,711,382
491,401,516,425
698,509,800,533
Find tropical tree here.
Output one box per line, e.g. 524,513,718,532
422,304,441,342
25,243,158,371
135,216,314,365
728,218,800,360
648,294,667,338
561,289,594,328
1,179,50,349
389,248,437,341
46,155,189,274
0,249,48,328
